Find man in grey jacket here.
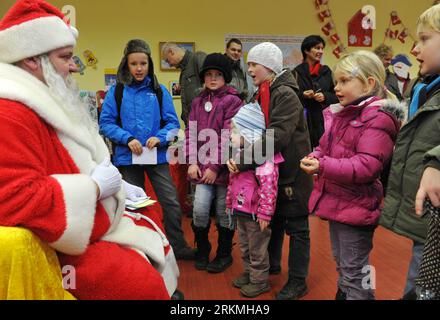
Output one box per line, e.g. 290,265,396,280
225,38,249,101
161,43,206,126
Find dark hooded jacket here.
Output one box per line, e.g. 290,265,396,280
236,70,313,217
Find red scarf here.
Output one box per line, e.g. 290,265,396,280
256,81,271,128
309,63,321,77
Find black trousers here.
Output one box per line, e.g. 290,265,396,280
119,164,190,253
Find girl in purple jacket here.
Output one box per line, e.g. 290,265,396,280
300,51,402,300
185,53,242,273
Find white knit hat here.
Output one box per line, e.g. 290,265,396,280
247,42,283,75
0,0,78,64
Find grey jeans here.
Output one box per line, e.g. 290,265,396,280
193,184,232,229
329,221,376,300
119,164,190,253
237,216,272,284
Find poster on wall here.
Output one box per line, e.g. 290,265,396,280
225,34,306,93
104,68,117,91
169,81,181,99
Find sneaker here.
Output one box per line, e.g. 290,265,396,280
174,247,196,260
240,282,271,298
232,273,250,288
276,279,308,300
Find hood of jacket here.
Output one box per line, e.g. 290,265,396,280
270,69,300,94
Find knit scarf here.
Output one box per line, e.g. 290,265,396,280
409,75,440,119
309,63,321,77
256,81,271,127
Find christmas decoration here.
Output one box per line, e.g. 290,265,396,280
391,11,402,25
321,21,335,36
314,0,347,59
315,0,329,10
398,28,409,43
330,33,340,45
391,54,412,96
385,28,399,40
333,45,345,59
83,49,98,69
383,11,417,56
348,10,373,47
318,9,331,22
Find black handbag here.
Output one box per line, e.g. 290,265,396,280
416,200,440,300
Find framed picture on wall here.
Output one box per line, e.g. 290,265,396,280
159,42,195,71
169,81,181,99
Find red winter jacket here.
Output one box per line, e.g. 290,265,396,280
308,96,402,226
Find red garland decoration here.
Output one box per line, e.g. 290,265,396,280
314,0,347,59
383,11,417,56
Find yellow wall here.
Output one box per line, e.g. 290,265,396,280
0,0,433,117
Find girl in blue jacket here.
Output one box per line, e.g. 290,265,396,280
100,39,195,261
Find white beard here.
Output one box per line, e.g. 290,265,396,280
41,55,98,134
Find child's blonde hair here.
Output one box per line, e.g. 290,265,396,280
417,4,440,34
334,50,387,99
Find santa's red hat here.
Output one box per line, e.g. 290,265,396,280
0,0,78,63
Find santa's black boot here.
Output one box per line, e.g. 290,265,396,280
206,225,234,273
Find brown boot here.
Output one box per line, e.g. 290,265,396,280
232,273,250,288
240,282,270,298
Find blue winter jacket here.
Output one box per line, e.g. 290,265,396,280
99,77,180,166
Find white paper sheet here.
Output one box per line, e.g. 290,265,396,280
132,147,157,165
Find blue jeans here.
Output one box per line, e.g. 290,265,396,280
193,184,232,229
404,241,424,296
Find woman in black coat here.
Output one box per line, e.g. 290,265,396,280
293,35,338,148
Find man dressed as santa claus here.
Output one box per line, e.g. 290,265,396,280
0,0,180,300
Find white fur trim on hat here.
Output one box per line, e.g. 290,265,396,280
247,42,283,75
0,16,77,63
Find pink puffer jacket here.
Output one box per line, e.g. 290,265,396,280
226,154,284,221
308,96,402,226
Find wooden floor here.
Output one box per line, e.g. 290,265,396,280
176,215,413,300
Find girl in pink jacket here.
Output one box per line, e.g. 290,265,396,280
226,102,284,298
300,51,403,300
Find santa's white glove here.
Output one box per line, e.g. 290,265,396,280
91,157,122,200
123,180,147,201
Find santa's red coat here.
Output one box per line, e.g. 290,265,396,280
0,63,179,299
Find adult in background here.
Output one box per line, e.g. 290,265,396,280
225,38,249,101
374,44,402,100
161,43,206,126
293,35,338,149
